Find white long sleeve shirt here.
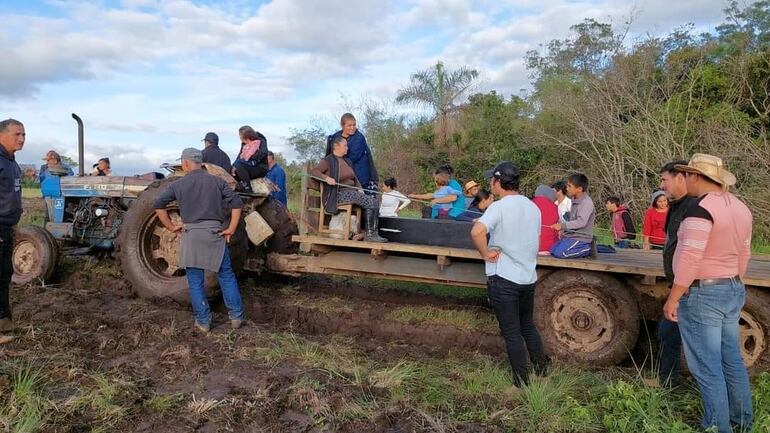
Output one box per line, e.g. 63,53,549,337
380,190,411,217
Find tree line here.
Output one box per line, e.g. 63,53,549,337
286,1,770,241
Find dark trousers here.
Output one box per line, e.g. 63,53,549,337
658,316,682,386
487,275,548,386
233,161,268,182
0,227,13,320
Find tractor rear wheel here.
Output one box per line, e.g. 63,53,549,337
12,226,58,285
116,178,246,304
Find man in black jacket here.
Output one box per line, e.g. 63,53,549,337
0,119,25,338
657,159,696,386
201,132,232,173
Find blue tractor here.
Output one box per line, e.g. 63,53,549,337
12,114,297,303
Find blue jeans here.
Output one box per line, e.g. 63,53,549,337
185,245,244,326
678,280,752,433
615,240,629,249
657,317,681,386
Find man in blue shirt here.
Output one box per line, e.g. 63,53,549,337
39,150,74,184
470,161,549,386
265,151,287,206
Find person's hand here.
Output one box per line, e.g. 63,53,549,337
483,249,500,263
429,199,437,206
165,223,183,233
326,177,337,186
550,223,562,231
663,298,679,322
220,227,236,243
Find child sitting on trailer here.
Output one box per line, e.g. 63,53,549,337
409,172,462,219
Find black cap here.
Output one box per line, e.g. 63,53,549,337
484,161,519,181
202,132,219,146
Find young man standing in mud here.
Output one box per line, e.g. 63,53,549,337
0,119,25,342
470,161,549,387
154,148,245,333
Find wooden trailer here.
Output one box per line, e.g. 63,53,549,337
266,173,770,369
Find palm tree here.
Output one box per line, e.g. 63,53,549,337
396,61,479,145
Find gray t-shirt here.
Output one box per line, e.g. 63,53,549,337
478,194,540,285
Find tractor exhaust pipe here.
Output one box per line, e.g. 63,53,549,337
71,113,84,176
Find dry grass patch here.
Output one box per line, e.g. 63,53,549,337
388,305,498,333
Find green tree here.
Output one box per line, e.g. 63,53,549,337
287,125,327,163
395,61,479,146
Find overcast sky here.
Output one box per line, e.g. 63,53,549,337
1,0,733,174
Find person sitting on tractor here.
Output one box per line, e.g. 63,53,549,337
39,150,73,184
90,158,111,176
312,136,387,243
233,129,268,193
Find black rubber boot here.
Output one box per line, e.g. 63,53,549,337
589,237,598,259
364,208,388,243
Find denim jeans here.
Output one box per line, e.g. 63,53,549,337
657,317,681,386
615,240,629,249
185,245,244,326
678,280,752,433
487,275,549,386
0,227,12,320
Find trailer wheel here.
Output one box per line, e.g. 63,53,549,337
534,270,640,366
117,178,246,304
740,287,770,370
12,226,58,285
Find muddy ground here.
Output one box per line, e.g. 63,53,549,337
1,255,532,433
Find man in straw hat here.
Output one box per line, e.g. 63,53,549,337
663,153,752,433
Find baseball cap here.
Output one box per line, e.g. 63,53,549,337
483,161,520,181
202,132,218,146
178,147,203,163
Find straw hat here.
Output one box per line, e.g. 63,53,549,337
675,153,737,188
464,180,479,193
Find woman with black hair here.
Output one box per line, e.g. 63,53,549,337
311,136,387,243
379,177,411,217
456,189,494,222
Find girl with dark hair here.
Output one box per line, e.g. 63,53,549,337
379,177,411,217
456,189,494,222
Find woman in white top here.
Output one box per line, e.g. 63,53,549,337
379,177,411,217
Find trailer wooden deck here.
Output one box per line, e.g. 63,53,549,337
279,235,770,289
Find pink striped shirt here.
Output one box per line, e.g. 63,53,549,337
673,192,752,288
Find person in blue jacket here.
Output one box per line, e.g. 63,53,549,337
39,150,74,184
265,151,287,206
436,164,466,219
326,113,378,194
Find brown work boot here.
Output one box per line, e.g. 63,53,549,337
0,318,13,332
231,319,243,330
195,322,211,334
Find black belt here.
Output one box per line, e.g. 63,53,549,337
691,276,740,288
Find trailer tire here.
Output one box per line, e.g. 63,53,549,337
740,286,770,370
117,178,246,304
11,226,58,285
534,270,639,366
256,198,298,254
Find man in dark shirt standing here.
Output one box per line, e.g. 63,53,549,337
657,160,696,386
0,119,25,339
201,132,232,174
153,148,244,333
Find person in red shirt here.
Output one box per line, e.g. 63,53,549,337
643,191,668,250
532,184,559,255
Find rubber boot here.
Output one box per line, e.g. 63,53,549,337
589,237,598,259
364,208,388,243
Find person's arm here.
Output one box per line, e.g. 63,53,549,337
471,206,500,262
408,192,434,200
310,160,336,185
738,226,752,279
664,214,713,322
396,192,411,212
253,138,268,164
152,186,181,232
220,208,242,243
431,194,457,205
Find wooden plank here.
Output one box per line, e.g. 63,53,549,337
291,235,770,287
